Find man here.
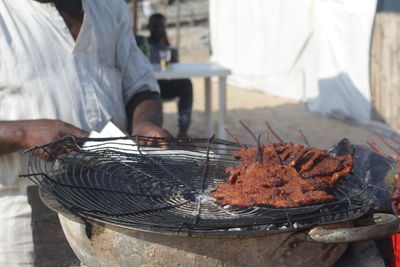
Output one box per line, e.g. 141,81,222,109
137,13,193,138
0,0,170,265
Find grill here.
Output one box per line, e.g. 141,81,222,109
25,136,391,236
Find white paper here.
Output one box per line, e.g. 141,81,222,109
83,121,217,159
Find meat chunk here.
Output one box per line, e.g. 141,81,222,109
212,143,353,208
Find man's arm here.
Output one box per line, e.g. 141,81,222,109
114,2,170,138
126,91,170,137
0,120,88,156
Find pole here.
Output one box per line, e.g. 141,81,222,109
176,0,181,50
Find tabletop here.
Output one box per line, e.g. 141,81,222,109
152,62,231,80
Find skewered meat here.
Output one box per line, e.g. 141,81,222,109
212,143,353,208
366,134,400,213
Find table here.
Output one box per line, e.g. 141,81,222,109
152,62,231,139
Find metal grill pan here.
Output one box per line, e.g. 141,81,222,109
24,136,390,236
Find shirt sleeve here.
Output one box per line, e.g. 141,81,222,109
114,1,160,106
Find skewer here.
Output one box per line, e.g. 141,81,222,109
366,137,387,157
271,142,282,164
239,120,258,144
264,131,271,145
391,137,400,146
358,144,385,157
264,130,281,163
256,134,263,163
265,121,284,143
298,129,310,147
224,128,246,149
373,132,400,156
366,141,381,155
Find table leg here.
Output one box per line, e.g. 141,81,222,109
204,77,212,137
218,76,227,139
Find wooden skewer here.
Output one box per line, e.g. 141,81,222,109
366,137,386,157
264,131,281,163
264,131,271,145
256,134,263,163
374,132,400,156
298,129,310,147
365,147,395,160
271,142,282,164
391,137,400,146
239,120,258,144
225,128,246,149
265,121,284,143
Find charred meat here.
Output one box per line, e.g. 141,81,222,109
212,143,353,208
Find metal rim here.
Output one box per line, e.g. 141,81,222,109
298,213,399,243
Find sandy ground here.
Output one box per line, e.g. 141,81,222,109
163,52,397,150
156,25,400,150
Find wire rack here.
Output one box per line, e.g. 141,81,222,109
24,136,386,235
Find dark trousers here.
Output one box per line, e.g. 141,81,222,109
159,79,193,134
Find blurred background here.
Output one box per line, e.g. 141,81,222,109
124,0,400,148
126,0,211,62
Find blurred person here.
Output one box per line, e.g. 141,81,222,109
139,13,193,138
0,0,170,265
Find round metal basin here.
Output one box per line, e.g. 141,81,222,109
58,213,347,267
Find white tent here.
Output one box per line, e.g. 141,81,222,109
210,0,377,123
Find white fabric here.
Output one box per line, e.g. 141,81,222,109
84,121,219,158
306,0,377,122
0,0,159,265
0,185,33,266
210,0,377,122
210,0,313,100
0,0,159,188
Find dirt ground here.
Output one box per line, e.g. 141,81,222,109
164,50,398,150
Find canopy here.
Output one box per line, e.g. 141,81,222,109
210,0,377,122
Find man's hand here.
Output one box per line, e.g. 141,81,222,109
127,91,172,144
132,121,171,138
132,121,171,147
0,119,88,155
19,119,88,148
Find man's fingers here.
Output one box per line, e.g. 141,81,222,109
62,123,89,138
156,129,172,138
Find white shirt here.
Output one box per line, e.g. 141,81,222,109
0,0,160,188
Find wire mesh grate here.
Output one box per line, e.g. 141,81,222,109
24,136,388,235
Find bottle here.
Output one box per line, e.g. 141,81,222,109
137,36,150,58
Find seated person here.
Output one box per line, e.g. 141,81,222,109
136,13,193,138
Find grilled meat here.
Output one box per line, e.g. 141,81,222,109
212,143,353,208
